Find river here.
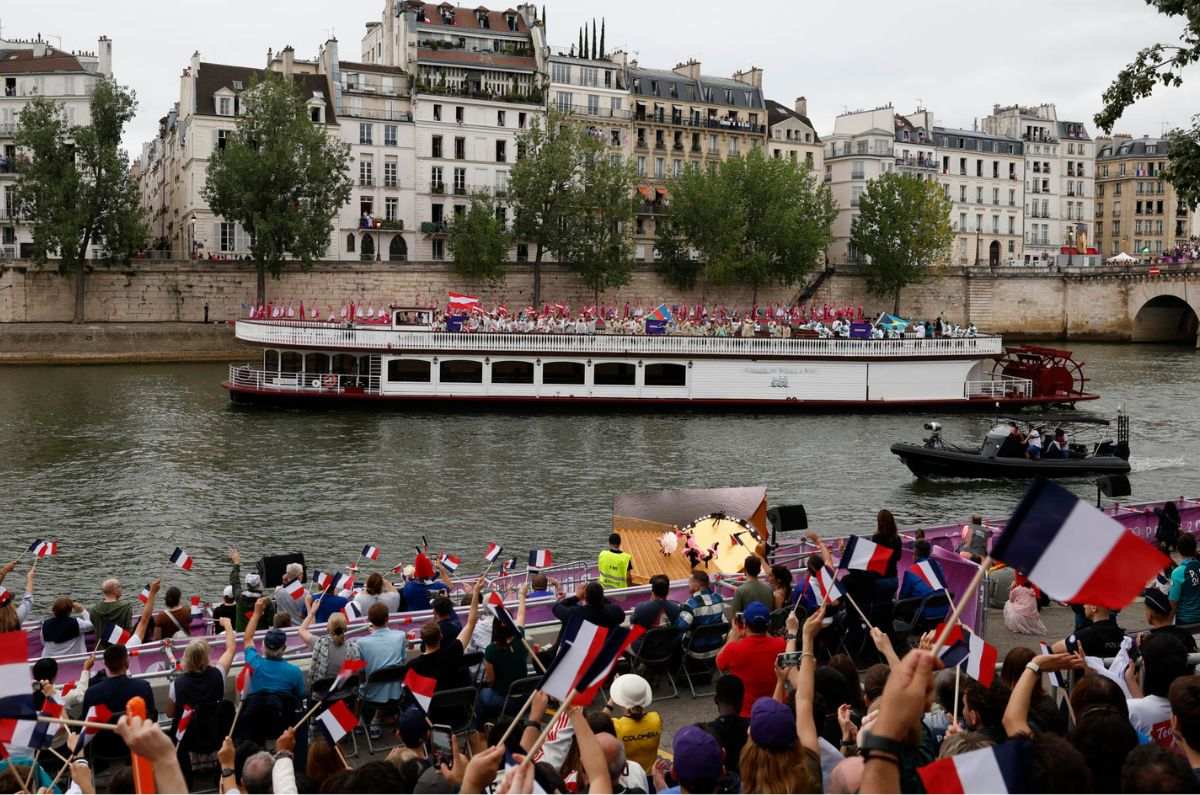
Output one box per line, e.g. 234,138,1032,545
0,341,1195,601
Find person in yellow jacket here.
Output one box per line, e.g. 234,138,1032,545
598,533,634,590
607,674,662,775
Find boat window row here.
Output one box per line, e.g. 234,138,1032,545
263,350,374,375
387,358,687,387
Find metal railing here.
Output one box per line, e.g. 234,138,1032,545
227,364,381,395
234,320,1006,358
965,376,1033,399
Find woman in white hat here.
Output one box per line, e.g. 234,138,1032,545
605,673,662,774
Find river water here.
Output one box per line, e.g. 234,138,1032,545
0,342,1196,601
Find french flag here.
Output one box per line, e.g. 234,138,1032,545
935,623,998,687
500,557,516,577
29,540,57,558
284,580,306,600
330,658,366,691
993,480,1169,610
404,668,438,713
106,624,134,647
317,699,358,744
343,601,364,620
909,560,946,592
540,617,645,706
314,570,334,591
170,547,194,571
175,705,194,742
484,543,503,563
528,550,553,570
486,592,522,639
79,704,112,747
0,718,53,750
39,691,65,721
440,554,461,573
838,535,893,576
361,545,380,561
136,584,152,605
918,739,1029,794
813,566,842,603
190,595,204,616
235,664,252,696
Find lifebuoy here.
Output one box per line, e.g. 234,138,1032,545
322,374,338,389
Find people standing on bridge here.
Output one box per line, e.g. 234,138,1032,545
1170,533,1200,625
598,532,634,590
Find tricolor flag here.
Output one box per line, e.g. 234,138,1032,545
361,545,380,561
447,291,481,312
813,566,842,604
235,664,252,697
500,557,517,577
993,480,1169,610
540,617,645,707
917,739,1029,794
39,691,64,721
343,601,364,620
484,543,503,563
390,562,407,575
330,658,366,691
137,584,152,605
79,704,112,747
909,560,947,592
175,705,194,742
1039,642,1068,692
528,550,553,570
440,554,461,573
284,580,306,600
28,540,57,558
0,717,53,750
190,595,204,615
314,570,334,591
106,624,134,647
404,667,438,713
170,547,194,571
486,592,522,640
317,699,358,744
935,623,998,687
648,303,672,322
838,535,893,576
0,632,32,717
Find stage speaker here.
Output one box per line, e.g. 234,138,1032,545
256,553,307,588
767,504,809,549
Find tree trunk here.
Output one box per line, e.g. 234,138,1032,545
532,244,544,307
256,262,267,308
72,261,87,324
892,287,901,316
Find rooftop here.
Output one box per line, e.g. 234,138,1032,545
0,47,88,75
765,99,819,142
415,47,537,71
410,2,529,35
194,62,337,123
628,66,764,111
1097,135,1170,160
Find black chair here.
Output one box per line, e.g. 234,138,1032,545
459,651,485,687
768,607,792,637
309,675,362,758
497,675,542,724
175,699,235,790
235,691,301,748
678,621,730,698
892,591,952,652
428,686,477,739
357,664,409,755
627,626,681,700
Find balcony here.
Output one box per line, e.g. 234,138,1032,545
378,219,404,230
558,104,631,120
420,221,448,234
344,108,413,123
631,112,766,134
430,182,446,194
415,82,544,106
358,178,375,187
895,156,937,170
453,185,467,195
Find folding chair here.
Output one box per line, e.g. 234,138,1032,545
626,626,681,700
678,621,730,698
356,663,409,755
309,674,362,757
428,686,478,741
498,675,542,724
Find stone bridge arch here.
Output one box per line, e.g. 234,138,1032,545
1129,277,1200,345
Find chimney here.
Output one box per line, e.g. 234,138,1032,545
607,48,628,69
732,67,762,89
281,45,295,78
97,36,112,78
672,59,701,81
794,96,807,117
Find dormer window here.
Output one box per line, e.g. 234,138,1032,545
232,80,243,90
477,9,489,28
506,12,518,31
218,96,232,116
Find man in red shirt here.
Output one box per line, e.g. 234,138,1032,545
715,601,785,717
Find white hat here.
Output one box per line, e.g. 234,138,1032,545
610,674,653,709
222,585,234,600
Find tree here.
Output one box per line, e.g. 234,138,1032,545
850,171,954,314
562,149,637,303
14,79,145,322
202,73,351,306
656,148,836,302
1096,1,1200,206
447,193,510,282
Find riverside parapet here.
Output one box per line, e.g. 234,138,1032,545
0,322,247,364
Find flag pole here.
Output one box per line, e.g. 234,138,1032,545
333,742,350,770
842,591,873,629
519,635,548,674
519,691,577,771
21,749,40,794
492,690,538,748
35,715,117,732
952,664,961,726
291,698,326,732
227,699,245,739
930,556,991,658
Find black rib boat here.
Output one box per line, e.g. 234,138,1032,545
891,415,1132,479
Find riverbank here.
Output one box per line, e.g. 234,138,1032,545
0,322,248,364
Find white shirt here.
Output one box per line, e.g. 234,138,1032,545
41,611,93,658
1128,695,1175,748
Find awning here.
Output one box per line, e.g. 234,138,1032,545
637,185,655,201
656,187,670,199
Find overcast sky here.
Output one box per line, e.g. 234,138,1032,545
4,0,1195,156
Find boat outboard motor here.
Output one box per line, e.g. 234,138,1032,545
923,421,944,449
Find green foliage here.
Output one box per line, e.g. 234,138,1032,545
447,193,510,282
850,172,954,313
1096,1,1200,207
202,73,352,303
562,150,637,299
656,149,836,299
14,79,146,321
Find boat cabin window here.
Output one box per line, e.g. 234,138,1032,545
440,359,483,383
491,360,534,384
280,351,303,373
264,349,279,372
594,362,636,386
542,361,585,385
388,359,431,382
332,354,362,375
644,362,686,387
393,310,433,327
305,353,330,373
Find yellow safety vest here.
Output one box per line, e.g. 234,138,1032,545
598,549,632,590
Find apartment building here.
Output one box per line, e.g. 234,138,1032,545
1094,135,1193,259
364,1,547,262
627,59,767,261
766,97,822,177
981,104,1095,265
823,105,897,264
547,47,630,155
933,125,1025,267
0,34,113,259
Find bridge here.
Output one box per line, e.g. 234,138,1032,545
1056,265,1200,348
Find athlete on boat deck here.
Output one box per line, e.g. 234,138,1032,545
598,532,634,590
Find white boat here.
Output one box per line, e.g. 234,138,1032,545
223,308,1099,410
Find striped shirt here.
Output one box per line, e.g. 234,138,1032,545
676,589,726,651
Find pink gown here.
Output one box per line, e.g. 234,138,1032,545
1003,584,1046,635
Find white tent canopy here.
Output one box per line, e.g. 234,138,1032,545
1107,252,1138,263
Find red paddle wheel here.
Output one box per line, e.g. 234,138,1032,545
991,345,1092,403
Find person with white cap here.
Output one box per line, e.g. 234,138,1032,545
228,547,274,631
605,673,662,774
212,585,238,625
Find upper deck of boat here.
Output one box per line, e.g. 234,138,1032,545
234,319,1005,360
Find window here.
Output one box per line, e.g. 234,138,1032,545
992,188,999,205
655,157,664,178
385,197,398,221
388,359,430,382
453,168,466,194
516,243,528,262
310,106,321,123
440,360,483,383
432,135,443,158
495,205,506,226
556,91,572,112
992,161,999,179
217,129,230,151
384,158,398,187
976,187,983,203
218,96,232,116
359,158,374,186
644,363,686,387
551,62,570,83
384,125,397,146
360,196,374,216
992,215,999,233
636,156,646,176
612,130,622,147
587,95,599,115
1009,189,1015,206
359,123,373,145
433,104,442,121
497,110,506,127
959,185,966,202
346,233,355,253
431,166,444,191
611,97,622,113
852,160,865,180
518,112,527,128
959,157,967,175
542,361,585,385
454,204,465,220
432,238,445,260
496,140,507,162
976,159,983,177
220,222,237,252
455,106,464,124
491,361,534,384
673,159,683,177
455,137,466,160
594,362,636,386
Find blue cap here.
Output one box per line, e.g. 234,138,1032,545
743,600,770,630
264,628,287,650
672,725,722,784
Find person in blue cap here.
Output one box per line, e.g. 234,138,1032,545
716,601,785,717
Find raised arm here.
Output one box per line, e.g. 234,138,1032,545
215,617,237,673
244,596,269,648
0,560,14,587
228,548,241,592
516,588,527,628
804,532,835,568
457,579,484,648
788,604,825,755
131,580,160,644
571,707,612,794
298,595,317,648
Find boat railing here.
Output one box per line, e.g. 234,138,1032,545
234,320,1005,359
227,364,381,395
965,375,1033,399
